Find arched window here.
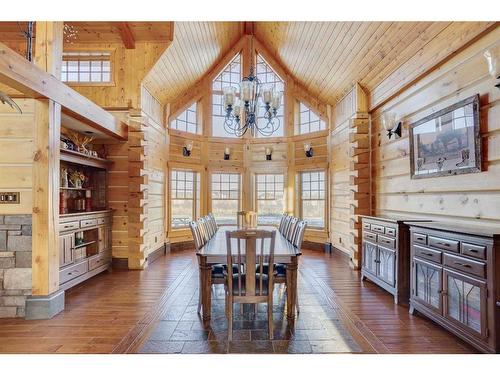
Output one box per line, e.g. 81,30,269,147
212,54,241,137
255,54,284,137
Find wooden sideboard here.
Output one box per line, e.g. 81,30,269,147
406,222,500,353
360,216,427,305
59,211,112,291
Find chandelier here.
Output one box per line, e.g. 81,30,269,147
222,38,283,137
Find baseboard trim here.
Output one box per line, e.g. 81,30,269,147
170,241,195,252
112,257,129,270
25,290,65,320
147,244,166,265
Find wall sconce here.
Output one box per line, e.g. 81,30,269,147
265,147,272,161
183,141,193,157
381,112,402,139
304,142,313,158
484,47,500,89
224,147,230,160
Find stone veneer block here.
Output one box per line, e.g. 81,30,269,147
25,290,65,320
0,306,17,318
4,215,31,225
15,251,32,268
7,235,32,252
0,230,6,250
0,256,15,269
3,268,32,290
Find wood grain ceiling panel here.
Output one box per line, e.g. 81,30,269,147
142,22,242,104
254,21,496,107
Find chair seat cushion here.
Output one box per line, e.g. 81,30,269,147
212,264,240,278
231,273,269,295
256,263,286,277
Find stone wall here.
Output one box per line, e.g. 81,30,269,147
0,215,32,318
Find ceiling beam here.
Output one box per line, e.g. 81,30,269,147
243,22,255,35
117,22,135,49
0,42,128,140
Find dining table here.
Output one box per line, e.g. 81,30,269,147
196,226,301,321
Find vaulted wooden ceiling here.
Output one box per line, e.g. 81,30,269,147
143,22,243,104
142,21,496,108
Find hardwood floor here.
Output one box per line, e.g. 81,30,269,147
0,248,476,354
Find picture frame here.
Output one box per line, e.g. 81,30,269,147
409,94,482,179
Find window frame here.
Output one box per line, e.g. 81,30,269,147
297,101,327,135
169,168,200,231
209,171,242,225
211,53,242,138
61,48,116,87
169,102,201,135
297,169,327,230
254,173,285,226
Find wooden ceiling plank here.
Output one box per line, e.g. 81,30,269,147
0,41,127,140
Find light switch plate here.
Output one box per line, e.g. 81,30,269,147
0,192,20,204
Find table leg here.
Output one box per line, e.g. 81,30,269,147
286,256,298,320
198,256,212,321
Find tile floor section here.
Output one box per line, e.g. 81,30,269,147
138,269,362,354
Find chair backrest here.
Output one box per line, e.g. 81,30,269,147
293,220,307,250
198,217,211,243
189,221,204,250
278,214,287,233
203,215,214,238
286,217,298,243
208,213,218,235
225,229,276,299
282,215,292,235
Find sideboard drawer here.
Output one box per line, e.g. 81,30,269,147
88,252,110,271
80,219,97,228
96,217,107,225
412,232,427,245
428,236,459,253
59,221,79,232
414,245,442,264
385,227,396,237
378,235,395,250
371,224,385,234
363,231,377,242
362,222,371,230
461,242,486,260
60,260,88,284
443,253,486,279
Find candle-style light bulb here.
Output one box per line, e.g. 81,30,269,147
241,80,253,102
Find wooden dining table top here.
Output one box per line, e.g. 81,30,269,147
196,226,301,264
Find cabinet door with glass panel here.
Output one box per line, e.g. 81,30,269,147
443,269,488,339
412,258,443,314
256,173,285,226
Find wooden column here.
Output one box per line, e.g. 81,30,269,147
31,22,63,296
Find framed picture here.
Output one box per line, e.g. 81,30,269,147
409,94,482,179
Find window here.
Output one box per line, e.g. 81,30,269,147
170,103,199,134
299,170,326,228
298,102,326,134
256,174,285,225
255,54,284,137
61,51,112,84
211,173,241,225
170,170,200,229
212,54,241,137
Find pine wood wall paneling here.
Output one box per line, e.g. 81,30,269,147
0,99,35,214
371,27,500,227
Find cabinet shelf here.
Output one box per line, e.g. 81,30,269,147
74,240,96,249
60,187,93,191
60,148,112,169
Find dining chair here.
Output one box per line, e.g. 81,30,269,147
281,215,292,236
208,213,218,232
286,217,298,242
278,214,288,233
225,229,276,341
198,217,211,243
274,220,307,314
189,220,225,314
203,215,215,238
